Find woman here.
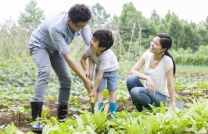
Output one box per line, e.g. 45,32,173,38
126,33,180,113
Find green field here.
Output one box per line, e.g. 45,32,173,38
0,59,207,133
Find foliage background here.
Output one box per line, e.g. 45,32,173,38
0,0,208,65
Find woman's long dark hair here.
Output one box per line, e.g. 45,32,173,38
156,33,176,75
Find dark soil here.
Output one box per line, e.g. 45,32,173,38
0,98,134,133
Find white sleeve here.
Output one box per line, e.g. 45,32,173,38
165,57,173,73
84,47,91,57
141,51,149,62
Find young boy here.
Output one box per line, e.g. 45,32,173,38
81,29,119,117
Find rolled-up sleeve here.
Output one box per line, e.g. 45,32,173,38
81,25,92,46
49,27,69,55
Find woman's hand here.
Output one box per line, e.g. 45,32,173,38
172,104,180,113
146,77,155,94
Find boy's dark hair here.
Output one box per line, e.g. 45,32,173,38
68,4,91,23
93,29,114,51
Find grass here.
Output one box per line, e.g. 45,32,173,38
176,64,208,73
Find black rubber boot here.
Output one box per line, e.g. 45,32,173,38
58,105,70,121
31,102,44,133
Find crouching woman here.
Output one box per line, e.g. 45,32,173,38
126,33,180,113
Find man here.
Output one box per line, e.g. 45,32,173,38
29,4,92,132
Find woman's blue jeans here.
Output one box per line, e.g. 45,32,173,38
126,75,168,111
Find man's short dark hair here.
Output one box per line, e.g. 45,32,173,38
68,4,91,23
93,29,114,51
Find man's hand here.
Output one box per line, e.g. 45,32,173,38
89,70,94,80
84,70,94,80
84,70,90,79
83,79,92,93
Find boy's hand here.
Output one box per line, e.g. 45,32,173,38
83,79,92,93
89,89,96,97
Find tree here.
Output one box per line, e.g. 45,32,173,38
161,12,182,50
150,10,161,26
119,2,143,49
148,10,161,34
205,16,208,30
18,0,45,33
160,10,172,31
90,3,110,30
141,10,162,48
179,23,195,50
202,16,208,45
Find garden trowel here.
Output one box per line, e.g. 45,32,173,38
166,99,184,109
90,96,95,113
89,85,95,113
175,99,184,109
